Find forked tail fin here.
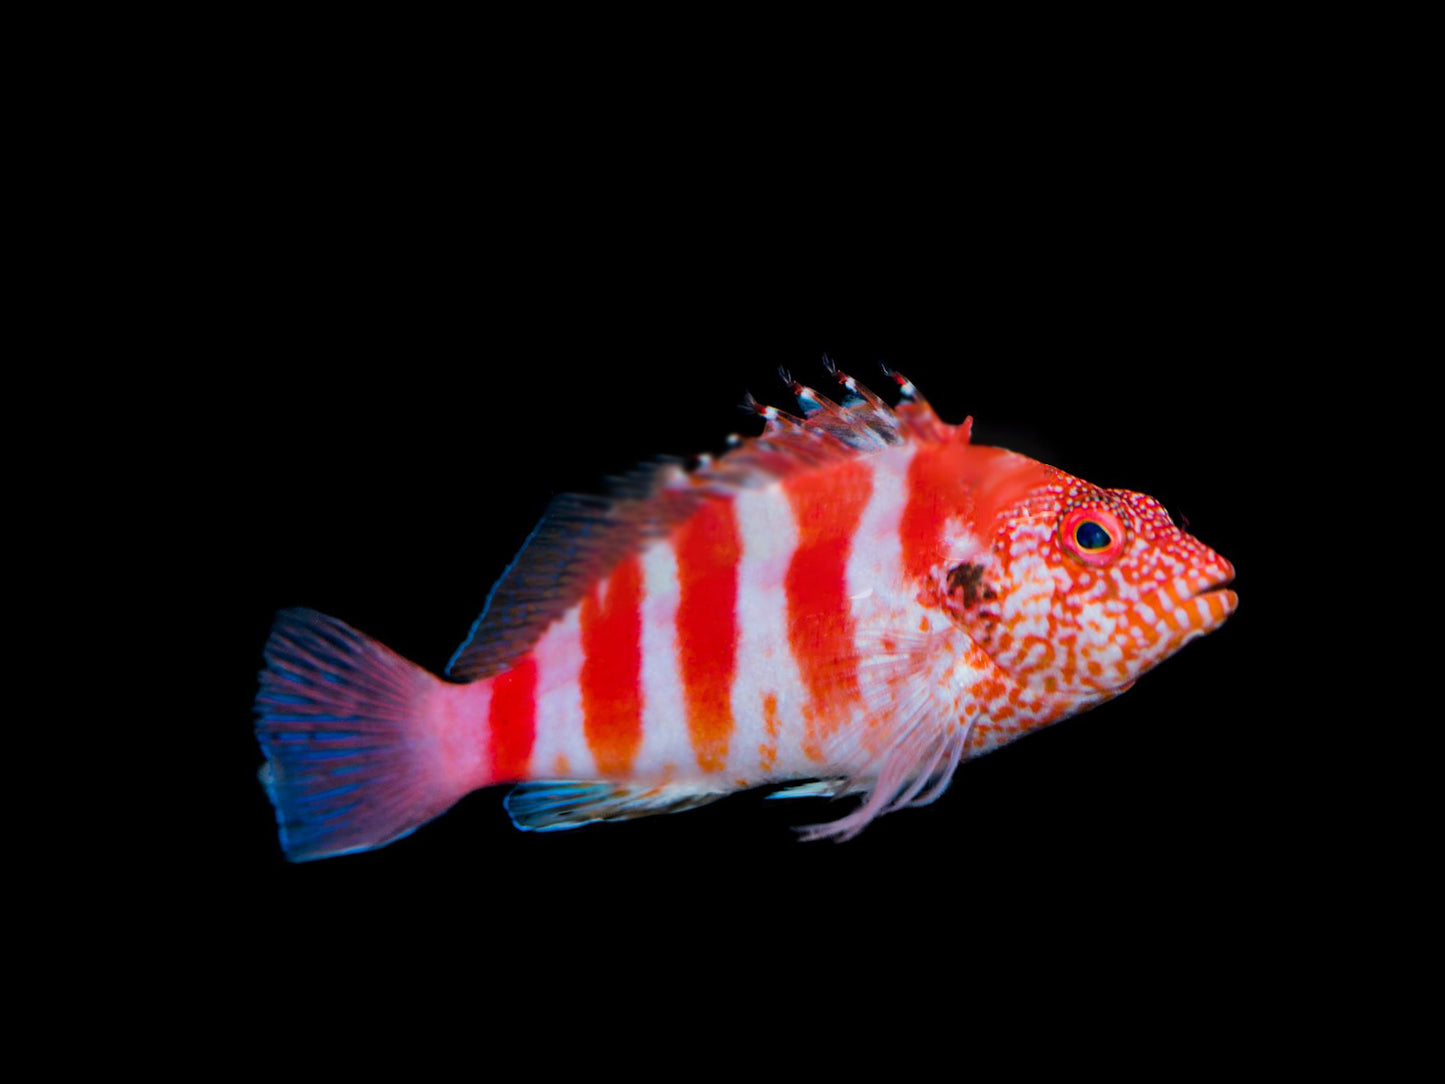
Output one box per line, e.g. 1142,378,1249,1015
254,608,485,861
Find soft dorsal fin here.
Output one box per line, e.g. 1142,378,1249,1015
446,461,704,681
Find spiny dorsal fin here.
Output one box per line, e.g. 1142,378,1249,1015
695,363,955,490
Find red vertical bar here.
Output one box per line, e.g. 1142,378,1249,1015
487,656,536,783
674,497,741,773
784,461,873,741
579,555,645,776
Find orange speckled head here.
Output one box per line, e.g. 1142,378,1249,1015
946,463,1236,707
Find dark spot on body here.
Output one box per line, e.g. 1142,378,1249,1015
946,562,997,609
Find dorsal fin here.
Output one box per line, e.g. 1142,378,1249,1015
446,461,704,681
447,368,960,683
696,364,955,490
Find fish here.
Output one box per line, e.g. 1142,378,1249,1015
255,364,1237,861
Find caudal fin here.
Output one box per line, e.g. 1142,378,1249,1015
254,608,473,861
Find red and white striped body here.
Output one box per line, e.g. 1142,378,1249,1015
256,370,1237,859
451,439,961,792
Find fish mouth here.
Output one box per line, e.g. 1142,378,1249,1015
1140,570,1237,645
1187,574,1238,627
1194,582,1237,598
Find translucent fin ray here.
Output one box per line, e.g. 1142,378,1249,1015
796,624,977,842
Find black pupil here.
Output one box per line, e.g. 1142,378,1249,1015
1076,520,1111,549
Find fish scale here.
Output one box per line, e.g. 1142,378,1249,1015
255,368,1236,860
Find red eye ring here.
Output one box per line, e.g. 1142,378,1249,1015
1060,506,1127,567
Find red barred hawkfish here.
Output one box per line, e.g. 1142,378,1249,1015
255,364,1237,860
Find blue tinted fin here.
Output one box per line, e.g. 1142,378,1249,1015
504,780,730,832
765,778,853,800
255,608,460,861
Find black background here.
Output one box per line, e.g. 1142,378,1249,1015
46,9,1417,1060
144,59,1351,997
197,239,1295,964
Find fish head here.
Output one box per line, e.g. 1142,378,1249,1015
945,462,1236,707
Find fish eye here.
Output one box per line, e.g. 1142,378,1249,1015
1060,507,1127,566
1074,520,1112,551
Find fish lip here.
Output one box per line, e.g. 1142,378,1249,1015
1189,574,1239,616
1192,577,1235,597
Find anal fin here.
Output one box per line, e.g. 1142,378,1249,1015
504,780,729,832
765,778,855,800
